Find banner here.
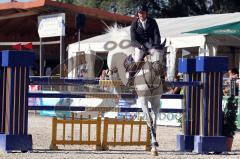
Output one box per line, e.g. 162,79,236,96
38,13,65,38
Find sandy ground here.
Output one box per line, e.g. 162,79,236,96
0,114,240,159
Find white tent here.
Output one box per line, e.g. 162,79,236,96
68,12,240,79
69,12,240,51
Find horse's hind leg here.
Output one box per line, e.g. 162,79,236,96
138,96,158,156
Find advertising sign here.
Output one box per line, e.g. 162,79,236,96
38,13,65,38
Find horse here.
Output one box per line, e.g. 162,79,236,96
105,25,166,156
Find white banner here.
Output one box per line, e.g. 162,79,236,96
38,13,65,38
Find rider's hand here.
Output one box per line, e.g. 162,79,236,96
145,42,152,49
140,45,148,52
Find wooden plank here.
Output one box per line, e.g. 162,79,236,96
106,141,148,146
63,116,66,144
121,116,125,144
71,113,74,143
0,11,37,21
130,117,133,143
57,119,97,124
55,140,97,145
80,114,82,142
88,115,91,144
138,118,142,143
51,117,57,147
96,115,101,146
113,117,117,144
102,117,109,148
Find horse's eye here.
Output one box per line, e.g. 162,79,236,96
104,41,117,51
119,40,131,49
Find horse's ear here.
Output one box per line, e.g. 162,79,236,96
161,39,166,47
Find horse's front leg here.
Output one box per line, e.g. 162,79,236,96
150,95,161,146
138,96,158,156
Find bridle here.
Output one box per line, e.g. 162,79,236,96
141,55,166,95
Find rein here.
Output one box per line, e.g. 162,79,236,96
141,59,165,94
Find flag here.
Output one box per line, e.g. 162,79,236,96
22,42,33,50
199,47,208,56
182,49,191,57
12,43,22,51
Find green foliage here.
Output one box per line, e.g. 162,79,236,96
177,114,182,127
222,95,238,138
56,0,240,17
56,0,75,4
212,0,240,13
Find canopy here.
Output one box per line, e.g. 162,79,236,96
185,21,240,35
68,12,240,53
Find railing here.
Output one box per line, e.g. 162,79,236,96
102,116,151,151
50,113,102,150
49,114,151,151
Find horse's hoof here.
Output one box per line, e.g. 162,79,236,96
152,142,159,147
151,150,158,156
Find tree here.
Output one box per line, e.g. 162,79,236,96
211,0,240,13
56,0,240,17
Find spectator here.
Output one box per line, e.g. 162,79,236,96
223,68,239,96
100,69,109,79
170,73,181,94
45,66,52,76
229,68,239,79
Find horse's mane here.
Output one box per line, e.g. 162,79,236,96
106,24,130,42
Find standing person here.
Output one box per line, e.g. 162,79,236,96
127,3,161,85
223,68,239,96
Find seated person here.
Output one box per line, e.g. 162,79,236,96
164,73,181,94
127,4,161,86
100,69,109,80
170,73,181,94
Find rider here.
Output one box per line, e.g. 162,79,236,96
127,4,161,86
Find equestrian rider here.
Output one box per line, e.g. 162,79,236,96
128,4,161,85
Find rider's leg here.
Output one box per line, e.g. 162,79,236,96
133,48,145,62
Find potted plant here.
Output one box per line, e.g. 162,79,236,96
222,95,238,151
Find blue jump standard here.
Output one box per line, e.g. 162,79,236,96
176,57,228,153
0,134,32,152
0,50,35,152
176,135,195,152
193,136,227,153
192,56,228,153
177,58,200,152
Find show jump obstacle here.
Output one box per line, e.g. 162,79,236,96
0,50,228,153
177,57,228,153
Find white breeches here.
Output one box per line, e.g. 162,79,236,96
133,48,145,63
133,48,163,63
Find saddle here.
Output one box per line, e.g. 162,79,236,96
124,52,166,87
